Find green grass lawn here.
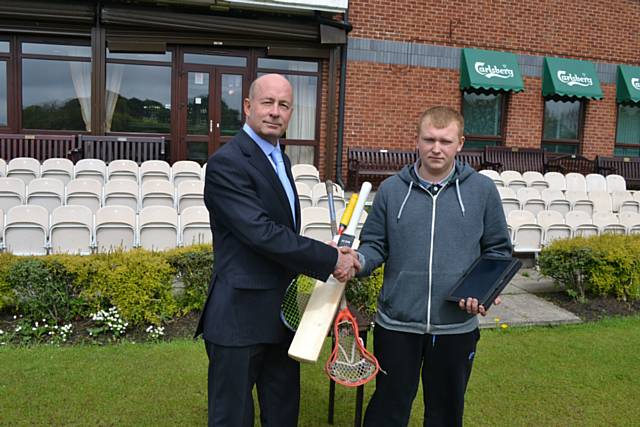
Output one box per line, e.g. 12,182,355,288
1,316,639,426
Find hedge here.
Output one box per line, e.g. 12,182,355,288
538,234,640,302
0,246,383,327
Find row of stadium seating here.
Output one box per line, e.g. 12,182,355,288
480,170,628,193
499,188,640,217
300,206,367,243
0,177,204,214
507,209,640,254
0,205,211,256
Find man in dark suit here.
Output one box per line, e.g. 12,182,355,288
196,73,359,427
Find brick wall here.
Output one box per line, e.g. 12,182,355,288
327,0,639,182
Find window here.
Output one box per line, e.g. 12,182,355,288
106,50,172,133
614,104,640,156
21,42,91,131
542,99,583,154
257,58,319,165
0,41,8,127
462,91,505,149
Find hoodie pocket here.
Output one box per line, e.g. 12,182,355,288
381,271,428,323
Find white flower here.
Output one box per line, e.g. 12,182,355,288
0,330,3,335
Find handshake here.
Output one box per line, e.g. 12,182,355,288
330,242,361,282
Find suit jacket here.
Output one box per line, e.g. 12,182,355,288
195,129,338,346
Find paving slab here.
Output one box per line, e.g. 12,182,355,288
479,293,581,328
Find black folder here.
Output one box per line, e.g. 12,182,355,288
446,255,522,310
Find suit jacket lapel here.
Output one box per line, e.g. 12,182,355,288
238,130,297,229
283,152,301,233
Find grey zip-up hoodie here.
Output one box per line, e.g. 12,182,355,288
357,160,512,335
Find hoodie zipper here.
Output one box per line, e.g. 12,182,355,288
425,186,439,333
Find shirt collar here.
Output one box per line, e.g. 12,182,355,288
414,161,456,188
243,123,280,162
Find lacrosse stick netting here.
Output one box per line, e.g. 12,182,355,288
325,307,379,387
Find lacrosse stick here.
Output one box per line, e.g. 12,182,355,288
325,300,379,387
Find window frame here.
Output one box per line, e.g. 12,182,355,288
0,35,10,131
541,97,586,155
614,102,640,156
256,56,322,165
460,89,508,151
18,37,92,133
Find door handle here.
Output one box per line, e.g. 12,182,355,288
209,120,213,133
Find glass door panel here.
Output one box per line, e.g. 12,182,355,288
185,71,211,163
219,74,243,138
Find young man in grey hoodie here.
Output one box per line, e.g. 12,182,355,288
356,106,512,427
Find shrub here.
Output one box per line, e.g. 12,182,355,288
165,245,213,314
0,252,18,310
7,258,83,323
539,235,640,302
79,249,178,325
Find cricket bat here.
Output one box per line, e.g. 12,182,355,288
288,181,372,363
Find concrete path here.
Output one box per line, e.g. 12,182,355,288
479,268,581,328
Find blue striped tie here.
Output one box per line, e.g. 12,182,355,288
270,147,296,225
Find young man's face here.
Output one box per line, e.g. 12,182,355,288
416,119,464,180
243,75,293,144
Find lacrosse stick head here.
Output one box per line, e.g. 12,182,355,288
325,307,379,387
280,276,315,331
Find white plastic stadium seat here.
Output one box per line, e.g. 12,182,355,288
605,174,626,193
75,159,106,185
140,160,171,185
41,158,74,185
537,210,571,244
295,182,313,210
565,173,587,193
619,211,640,234
592,211,625,235
312,182,346,210
292,164,320,189
141,179,175,209
4,204,49,255
0,177,26,213
610,191,639,214
107,160,139,183
49,205,93,255
497,187,520,217
66,179,103,213
180,206,212,246
516,188,545,216
585,173,607,193
26,178,64,212
95,206,136,252
522,171,548,191
176,180,204,214
564,210,598,237
501,170,527,192
301,206,332,242
543,172,566,192
138,206,179,251
0,208,4,248
588,191,612,213
479,169,504,186
541,189,571,216
565,191,594,216
172,160,203,187
507,210,543,254
0,158,6,177
7,157,40,185
103,179,139,212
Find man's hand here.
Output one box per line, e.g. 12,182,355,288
458,296,501,316
333,246,361,282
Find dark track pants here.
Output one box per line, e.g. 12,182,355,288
205,340,300,427
363,325,480,427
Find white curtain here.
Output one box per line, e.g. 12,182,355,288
69,61,92,131
284,75,317,165
105,63,124,132
286,74,316,140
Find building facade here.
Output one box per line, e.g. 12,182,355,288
1,0,639,185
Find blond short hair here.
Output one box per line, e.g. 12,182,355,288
417,106,464,138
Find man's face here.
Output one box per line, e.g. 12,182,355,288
416,119,464,180
243,75,293,144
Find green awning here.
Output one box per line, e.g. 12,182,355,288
542,57,603,100
460,48,524,92
616,65,640,104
